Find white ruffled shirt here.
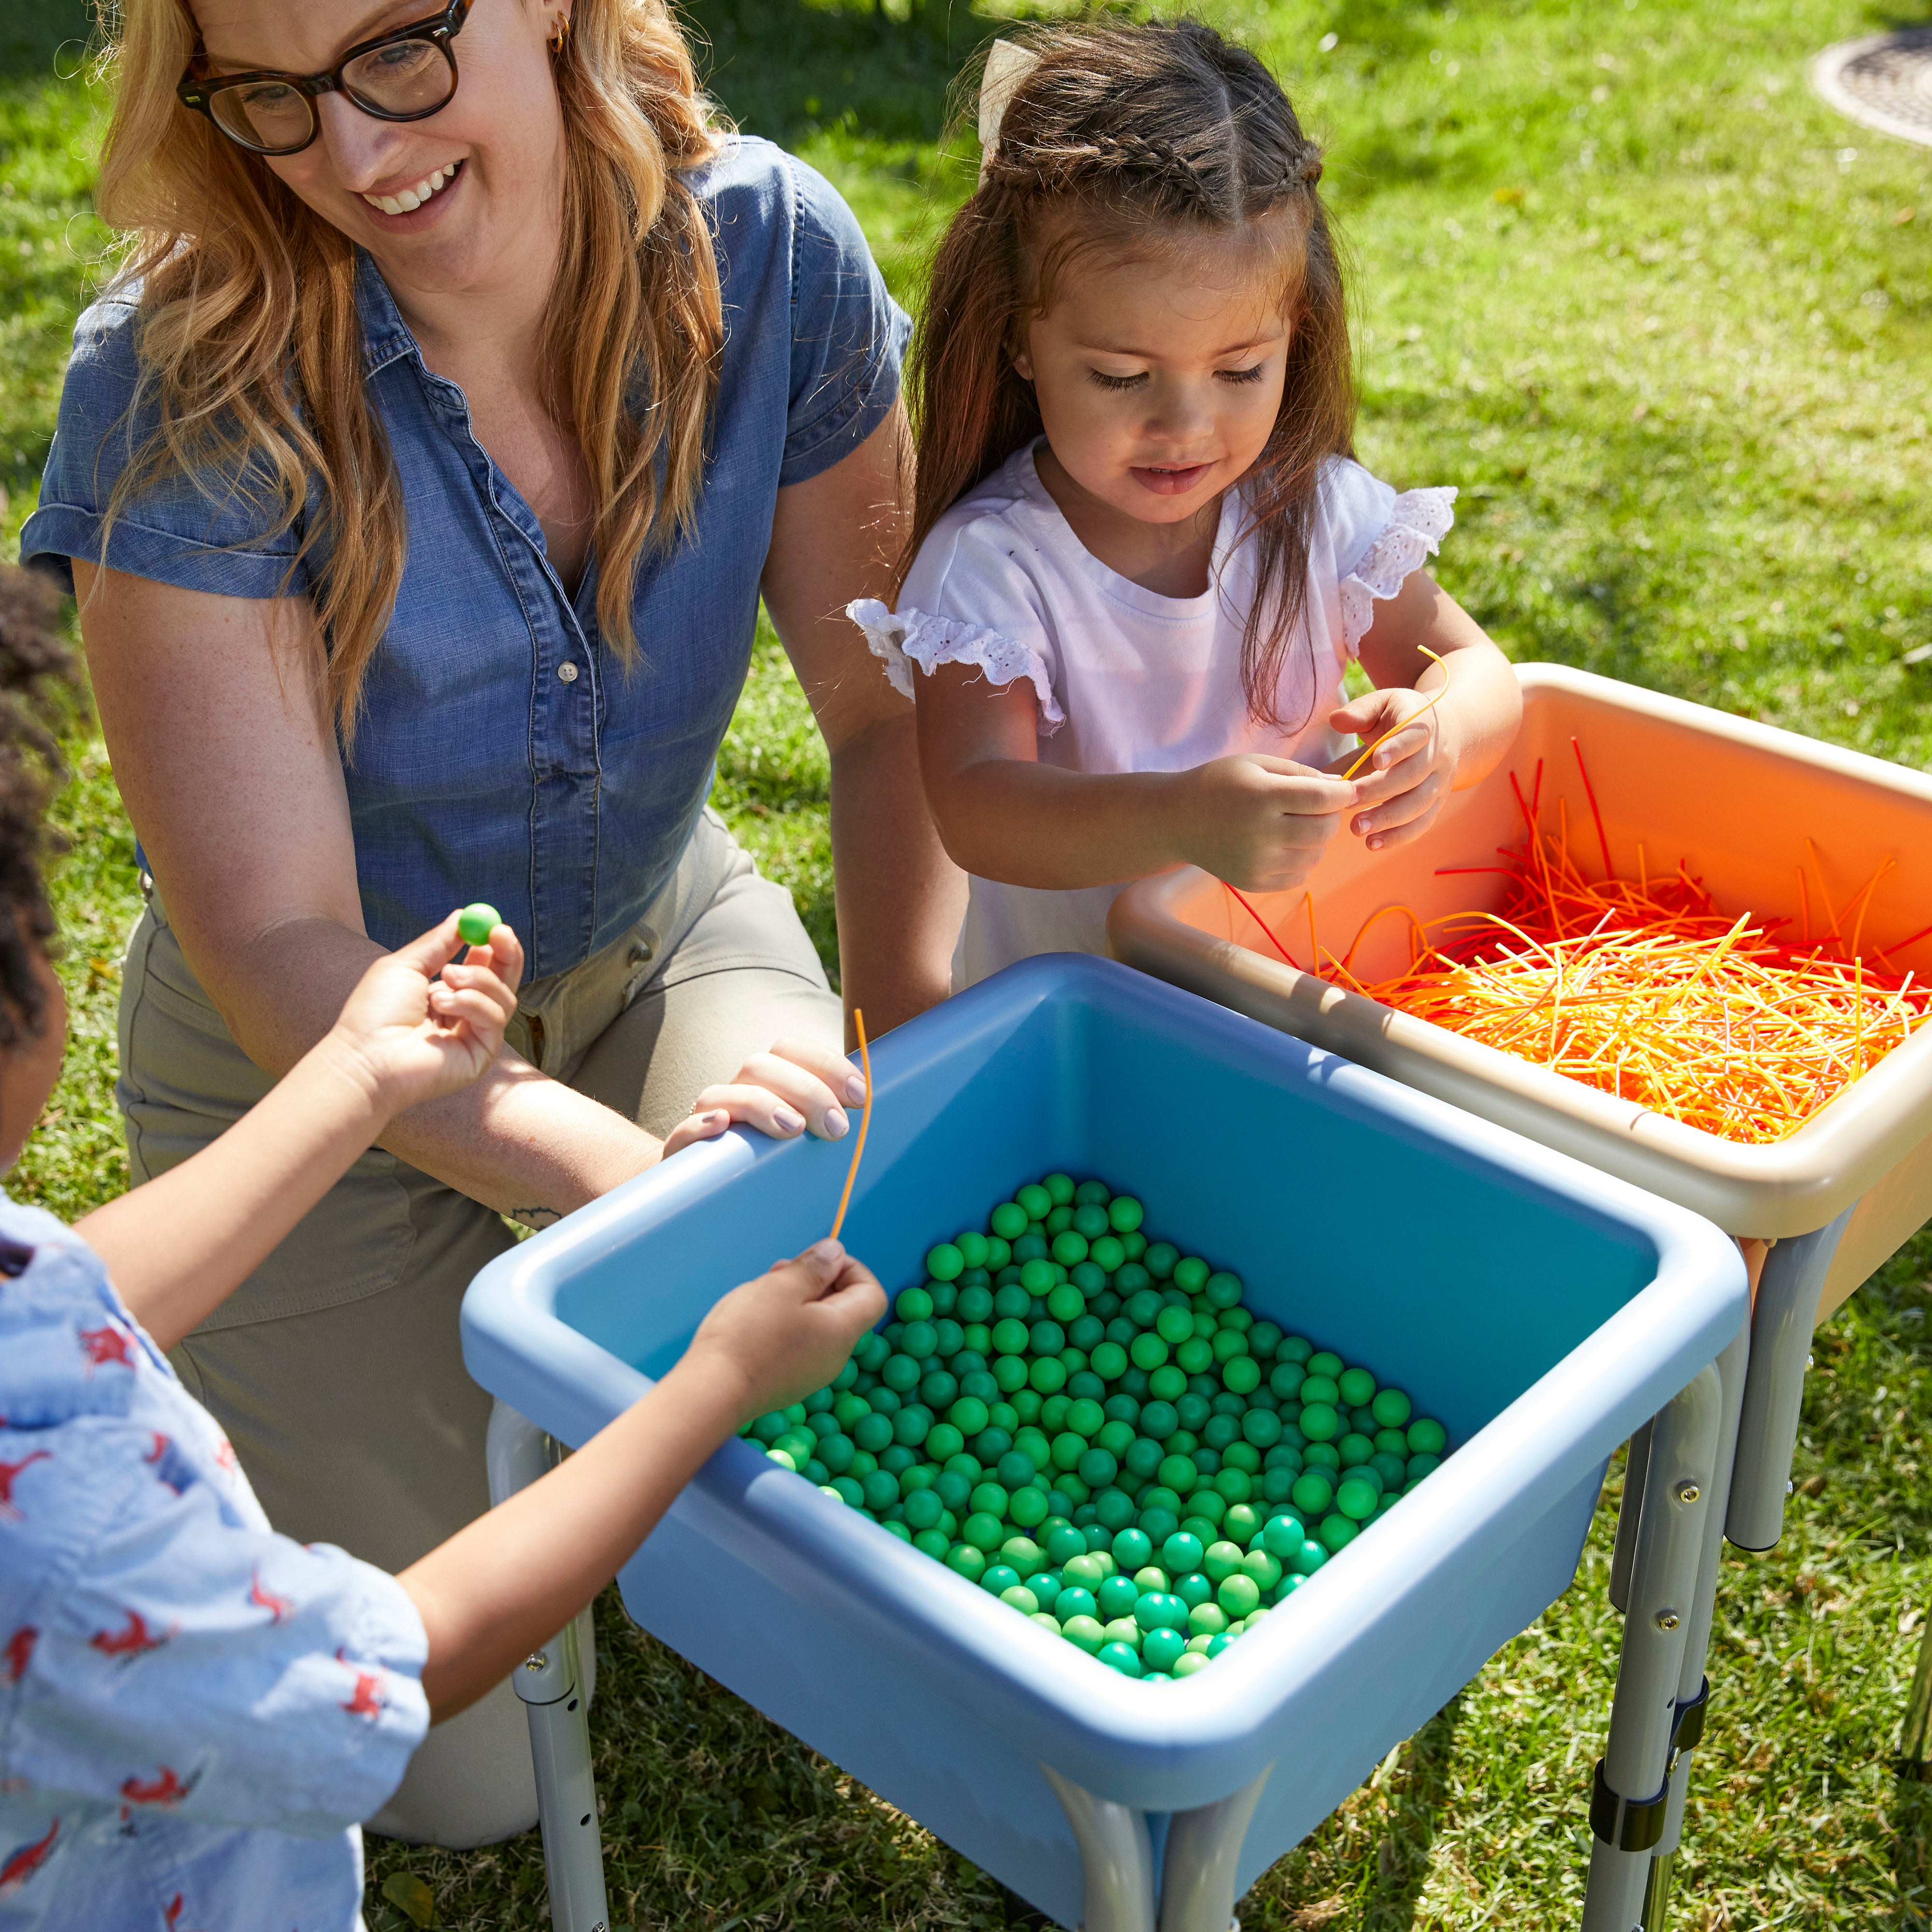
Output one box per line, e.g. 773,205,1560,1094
850,443,1455,988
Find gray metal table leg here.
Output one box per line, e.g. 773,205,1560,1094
1724,1208,1852,1551
1580,1364,1722,1932
1902,1611,1932,1776
1041,1764,1157,1932
486,1401,611,1932
1637,1323,1747,1931
1158,1764,1272,1932
1609,1419,1653,1615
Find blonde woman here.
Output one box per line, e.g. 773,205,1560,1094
22,0,958,1847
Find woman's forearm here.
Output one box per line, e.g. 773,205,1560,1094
193,914,661,1225
828,712,967,1036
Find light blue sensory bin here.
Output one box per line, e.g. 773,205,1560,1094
462,955,1745,1929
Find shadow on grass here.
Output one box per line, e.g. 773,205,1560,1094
1366,1694,1466,1930
1891,1766,1932,1929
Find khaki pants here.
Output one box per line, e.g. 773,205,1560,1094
117,810,840,1847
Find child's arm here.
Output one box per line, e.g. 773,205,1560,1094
397,1237,885,1719
75,913,525,1351
915,666,1361,895
1329,571,1521,852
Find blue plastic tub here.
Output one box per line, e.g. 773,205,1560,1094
462,956,1746,1927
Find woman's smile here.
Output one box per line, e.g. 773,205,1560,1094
359,156,465,220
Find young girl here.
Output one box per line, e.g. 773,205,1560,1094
850,20,1521,987
0,567,883,1928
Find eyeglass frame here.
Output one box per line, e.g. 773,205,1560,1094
175,0,473,157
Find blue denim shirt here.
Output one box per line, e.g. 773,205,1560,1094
23,137,907,981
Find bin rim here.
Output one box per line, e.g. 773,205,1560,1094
1109,665,1932,1238
461,955,1747,1772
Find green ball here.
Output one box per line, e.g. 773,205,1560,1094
926,1244,966,1282
1097,1641,1145,1677
1298,1375,1339,1407
1291,1538,1328,1577
1338,1366,1377,1407
981,1563,1022,1596
1261,1514,1305,1559
1319,1513,1359,1554
1110,1526,1153,1572
962,1510,1006,1552
1154,1305,1193,1345
1142,1627,1187,1673
1216,1573,1262,1617
1172,1256,1210,1293
1051,1231,1089,1266
1047,1523,1088,1565
1171,1648,1208,1678
991,1202,1029,1240
1291,1472,1335,1517
1144,1242,1179,1279
1019,1257,1057,1295
1407,1418,1448,1456
1148,1364,1189,1402
1062,1614,1108,1654
948,1396,990,1437
1097,1574,1140,1620
1204,1271,1243,1309
1108,1196,1145,1233
1300,1402,1340,1443
1089,1235,1126,1273
1222,1356,1262,1395
1130,1332,1170,1372
1047,1283,1085,1323
456,902,502,945
1000,1585,1040,1616
1090,1342,1129,1380
1010,1486,1051,1528
947,1543,988,1582
895,1287,934,1322
1162,1531,1205,1576
1202,1539,1245,1582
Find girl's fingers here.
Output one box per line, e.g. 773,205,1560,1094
428,987,512,1035
439,961,520,1022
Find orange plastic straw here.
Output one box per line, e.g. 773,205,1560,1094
1264,743,1930,1146
829,1009,872,1240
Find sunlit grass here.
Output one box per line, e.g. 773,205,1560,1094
4,0,1931,1924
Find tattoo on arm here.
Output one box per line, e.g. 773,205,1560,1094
511,1206,562,1230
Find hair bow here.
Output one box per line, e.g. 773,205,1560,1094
977,37,1039,183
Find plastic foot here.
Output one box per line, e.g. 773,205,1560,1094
486,1401,612,1932
1580,1365,1721,1932
1158,1764,1271,1932
1040,1763,1157,1932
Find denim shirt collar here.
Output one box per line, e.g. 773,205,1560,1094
356,250,425,380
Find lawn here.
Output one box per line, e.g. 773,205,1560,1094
4,0,1932,1926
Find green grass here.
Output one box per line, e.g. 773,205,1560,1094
5,0,1932,1924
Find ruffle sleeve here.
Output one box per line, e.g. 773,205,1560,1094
1336,486,1459,659
846,598,1066,732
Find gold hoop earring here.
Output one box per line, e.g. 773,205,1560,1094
549,14,571,52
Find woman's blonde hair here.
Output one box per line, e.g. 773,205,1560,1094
97,0,724,745
905,19,1353,729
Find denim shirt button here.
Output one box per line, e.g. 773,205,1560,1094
556,661,579,683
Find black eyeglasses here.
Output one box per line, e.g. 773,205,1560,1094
177,0,472,157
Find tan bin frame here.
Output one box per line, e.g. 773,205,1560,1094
1108,662,1932,1323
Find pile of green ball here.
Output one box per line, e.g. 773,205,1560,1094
743,1173,1449,1681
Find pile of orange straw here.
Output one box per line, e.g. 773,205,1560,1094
1232,744,1932,1145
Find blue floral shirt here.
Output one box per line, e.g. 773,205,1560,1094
22,137,908,982
0,1196,429,1931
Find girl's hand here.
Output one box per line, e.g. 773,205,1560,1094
1175,753,1359,893
684,1239,887,1423
328,913,526,1116
1329,688,1458,852
665,1038,873,1157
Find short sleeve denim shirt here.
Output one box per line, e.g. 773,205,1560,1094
23,137,908,982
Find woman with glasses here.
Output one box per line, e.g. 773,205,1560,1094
22,0,961,1849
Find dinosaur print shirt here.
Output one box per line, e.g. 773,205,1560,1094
0,1195,429,1931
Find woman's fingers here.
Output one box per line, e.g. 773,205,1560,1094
767,1036,870,1108
661,1108,732,1158
732,1049,854,1137
686,1079,846,1142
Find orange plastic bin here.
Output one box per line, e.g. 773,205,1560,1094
1109,662,1932,1911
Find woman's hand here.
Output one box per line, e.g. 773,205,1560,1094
327,913,527,1117
1173,753,1360,892
683,1238,886,1424
1327,686,1458,853
662,1037,873,1157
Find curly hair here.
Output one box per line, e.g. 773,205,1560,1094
0,567,79,1048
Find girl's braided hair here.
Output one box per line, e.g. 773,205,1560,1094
0,567,76,1046
902,18,1355,728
